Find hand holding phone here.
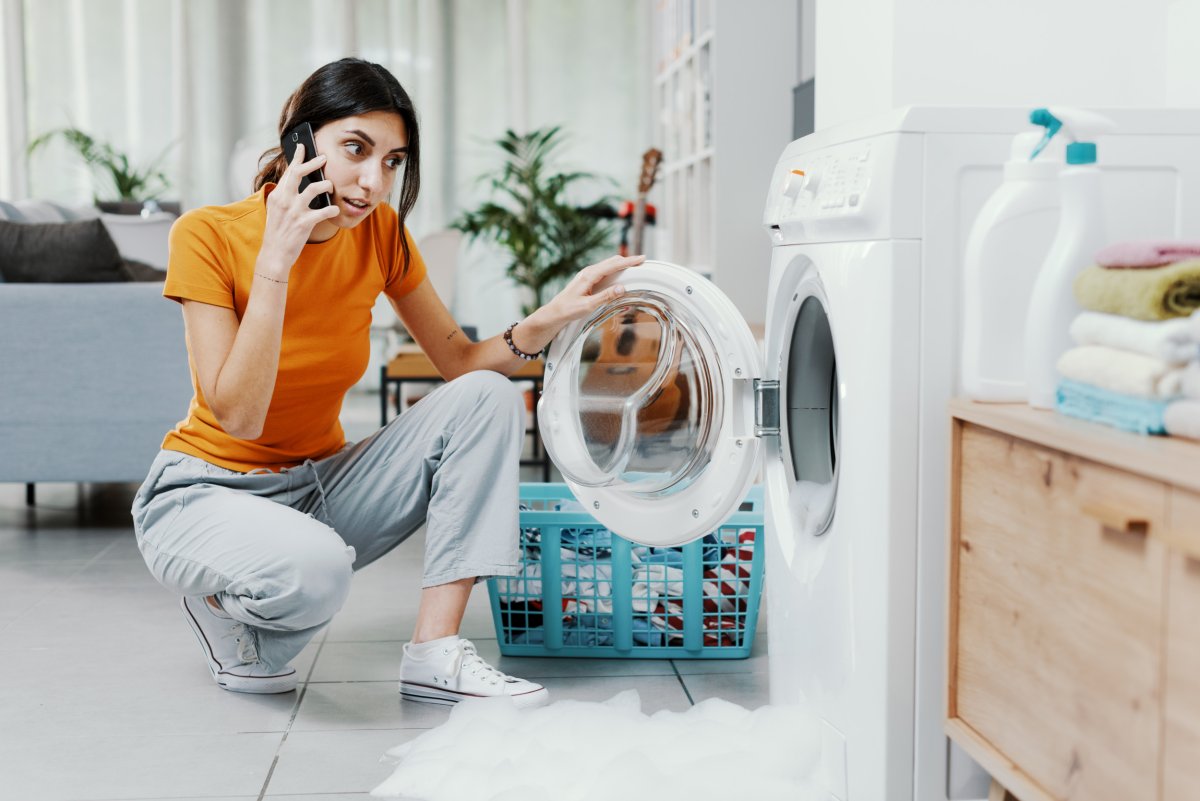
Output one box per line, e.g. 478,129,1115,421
281,122,333,210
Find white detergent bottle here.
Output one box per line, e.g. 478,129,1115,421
1023,107,1115,409
961,131,1063,402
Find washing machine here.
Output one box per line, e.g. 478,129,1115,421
536,106,1200,800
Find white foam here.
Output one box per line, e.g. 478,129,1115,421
372,690,823,801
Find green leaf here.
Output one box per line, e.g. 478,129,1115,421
26,127,175,202
451,125,618,302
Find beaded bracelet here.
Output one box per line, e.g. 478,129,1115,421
503,321,540,361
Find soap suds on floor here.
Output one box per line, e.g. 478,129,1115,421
372,690,822,801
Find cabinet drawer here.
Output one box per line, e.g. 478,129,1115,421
1163,489,1200,801
953,424,1167,801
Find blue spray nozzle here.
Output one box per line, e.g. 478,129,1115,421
1028,108,1062,161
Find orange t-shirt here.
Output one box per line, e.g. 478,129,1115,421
161,185,426,472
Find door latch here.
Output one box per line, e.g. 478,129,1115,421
754,379,780,438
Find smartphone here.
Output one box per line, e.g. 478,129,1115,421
281,122,333,210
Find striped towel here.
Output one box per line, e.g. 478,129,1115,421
1055,380,1171,435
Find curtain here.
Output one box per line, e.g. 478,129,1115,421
8,0,650,330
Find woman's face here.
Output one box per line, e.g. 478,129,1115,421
309,110,408,237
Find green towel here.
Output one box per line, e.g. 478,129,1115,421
1073,259,1200,320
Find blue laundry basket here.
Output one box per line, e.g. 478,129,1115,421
487,483,765,659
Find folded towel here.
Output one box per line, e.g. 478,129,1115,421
1057,345,1185,399
1073,259,1200,320
1165,399,1200,439
1056,380,1169,435
1069,312,1196,364
1095,241,1200,269
1182,362,1200,399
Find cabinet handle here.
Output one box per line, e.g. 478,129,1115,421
1081,504,1150,536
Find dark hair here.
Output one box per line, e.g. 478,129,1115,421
254,58,420,268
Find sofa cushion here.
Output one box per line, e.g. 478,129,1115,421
119,258,167,282
0,218,127,282
55,203,101,221
0,200,22,221
11,199,72,223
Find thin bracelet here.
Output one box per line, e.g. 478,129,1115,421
503,321,540,361
255,272,288,284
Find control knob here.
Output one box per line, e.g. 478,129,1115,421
782,170,805,199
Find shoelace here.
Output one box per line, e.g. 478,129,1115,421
203,599,261,665
445,638,512,686
230,622,259,664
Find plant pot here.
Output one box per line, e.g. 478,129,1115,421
97,200,182,216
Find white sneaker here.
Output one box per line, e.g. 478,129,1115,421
399,636,549,708
180,596,297,694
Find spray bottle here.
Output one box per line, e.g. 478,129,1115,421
961,130,1064,402
1023,107,1116,409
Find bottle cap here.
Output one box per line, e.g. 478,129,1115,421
1066,142,1097,165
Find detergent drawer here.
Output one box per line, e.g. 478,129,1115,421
949,417,1167,801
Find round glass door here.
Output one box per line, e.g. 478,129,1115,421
537,260,763,547
539,292,722,495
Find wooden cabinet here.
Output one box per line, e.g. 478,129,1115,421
1163,490,1200,801
947,401,1200,801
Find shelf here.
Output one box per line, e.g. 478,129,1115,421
653,29,714,87
948,398,1200,494
650,0,794,324
660,148,714,174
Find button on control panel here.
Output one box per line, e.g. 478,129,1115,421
782,170,805,199
771,143,873,224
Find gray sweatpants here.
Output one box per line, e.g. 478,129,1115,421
130,371,524,672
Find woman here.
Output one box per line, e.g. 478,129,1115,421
130,58,640,707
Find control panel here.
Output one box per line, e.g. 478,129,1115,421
763,133,917,244
769,143,873,223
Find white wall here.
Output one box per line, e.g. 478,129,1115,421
0,0,26,199
814,0,894,128
816,0,1177,129
1167,0,1200,105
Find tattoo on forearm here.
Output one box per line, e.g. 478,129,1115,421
446,329,459,341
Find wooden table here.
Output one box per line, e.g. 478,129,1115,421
379,345,550,480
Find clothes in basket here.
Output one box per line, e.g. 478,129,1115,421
499,527,757,649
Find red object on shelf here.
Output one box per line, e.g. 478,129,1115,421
617,201,657,257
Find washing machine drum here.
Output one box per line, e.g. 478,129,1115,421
538,261,763,547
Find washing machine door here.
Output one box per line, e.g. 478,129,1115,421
538,260,763,546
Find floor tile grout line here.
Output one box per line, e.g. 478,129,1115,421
257,633,331,801
72,537,124,573
284,725,440,733
7,535,129,625
256,754,281,801
670,660,695,705
64,794,263,801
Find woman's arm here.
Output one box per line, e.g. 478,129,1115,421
184,145,338,440
390,254,645,380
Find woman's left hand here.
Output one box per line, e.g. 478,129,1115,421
541,254,646,326
508,254,645,359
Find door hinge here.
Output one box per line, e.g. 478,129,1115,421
754,379,780,438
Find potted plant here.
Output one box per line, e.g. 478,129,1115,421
27,128,178,214
452,126,617,314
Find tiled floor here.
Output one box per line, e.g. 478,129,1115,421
1,393,768,801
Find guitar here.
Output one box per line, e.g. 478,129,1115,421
579,148,696,461
621,148,663,257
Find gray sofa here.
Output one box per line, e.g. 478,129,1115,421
0,202,193,489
